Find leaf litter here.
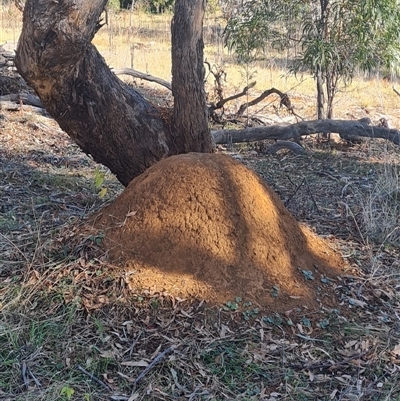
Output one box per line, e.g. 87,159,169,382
0,104,400,400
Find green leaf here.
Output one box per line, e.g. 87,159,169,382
98,187,108,199
94,168,105,189
61,386,75,400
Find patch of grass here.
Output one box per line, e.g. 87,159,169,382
358,162,400,246
0,211,19,232
201,341,267,394
30,169,87,192
0,304,77,394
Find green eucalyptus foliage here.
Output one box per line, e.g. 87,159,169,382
225,0,400,118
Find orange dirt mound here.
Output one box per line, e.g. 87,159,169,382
92,153,346,312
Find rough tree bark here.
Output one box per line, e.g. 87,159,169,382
14,0,211,186
171,0,213,153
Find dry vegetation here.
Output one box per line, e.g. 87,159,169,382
1,3,400,401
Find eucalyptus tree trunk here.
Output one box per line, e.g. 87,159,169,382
315,0,330,120
316,65,326,119
15,0,212,186
171,0,213,153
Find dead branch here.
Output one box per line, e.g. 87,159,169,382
0,93,43,108
133,345,177,385
209,81,256,112
204,61,226,105
93,66,296,125
236,87,301,120
211,118,400,146
112,68,172,91
77,365,112,391
266,141,305,154
0,100,46,115
393,86,400,98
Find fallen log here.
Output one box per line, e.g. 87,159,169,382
211,118,400,146
0,93,43,108
0,100,47,115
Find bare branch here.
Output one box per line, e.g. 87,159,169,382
133,345,177,385
209,81,256,112
0,93,43,108
112,68,172,91
236,87,300,119
77,365,112,391
204,61,226,105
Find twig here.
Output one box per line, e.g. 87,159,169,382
77,365,112,391
204,61,226,105
285,177,305,208
296,334,328,343
339,201,366,245
27,367,42,387
21,361,29,389
129,331,143,358
304,177,320,213
133,345,176,385
21,361,42,388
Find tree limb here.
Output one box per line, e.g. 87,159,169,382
211,118,400,145
209,81,256,112
0,93,43,108
15,0,171,187
236,87,300,119
112,68,172,91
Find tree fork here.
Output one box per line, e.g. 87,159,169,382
15,0,212,186
14,0,171,186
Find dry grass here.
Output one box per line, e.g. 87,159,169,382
2,3,400,123
1,3,400,401
358,162,399,246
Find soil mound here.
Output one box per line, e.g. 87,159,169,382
92,153,346,312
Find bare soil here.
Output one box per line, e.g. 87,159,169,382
92,152,346,313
